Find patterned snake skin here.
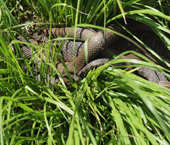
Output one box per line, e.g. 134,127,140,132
15,20,170,88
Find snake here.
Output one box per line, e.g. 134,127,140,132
15,19,170,88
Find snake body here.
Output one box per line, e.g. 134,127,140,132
16,19,170,88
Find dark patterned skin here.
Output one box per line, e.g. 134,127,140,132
59,40,84,62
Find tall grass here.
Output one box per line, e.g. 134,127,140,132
0,0,170,144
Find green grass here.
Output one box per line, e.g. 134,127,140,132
1,0,170,144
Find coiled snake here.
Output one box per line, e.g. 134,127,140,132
15,19,170,88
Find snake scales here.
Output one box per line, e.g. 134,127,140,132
15,19,170,88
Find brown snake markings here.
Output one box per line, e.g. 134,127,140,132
16,19,170,88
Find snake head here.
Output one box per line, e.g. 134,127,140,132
57,74,81,86
56,61,81,85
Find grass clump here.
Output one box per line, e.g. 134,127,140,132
0,0,170,144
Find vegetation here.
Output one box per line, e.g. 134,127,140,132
0,0,170,144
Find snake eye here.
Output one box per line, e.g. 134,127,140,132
11,43,16,54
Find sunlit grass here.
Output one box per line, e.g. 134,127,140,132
0,0,170,144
